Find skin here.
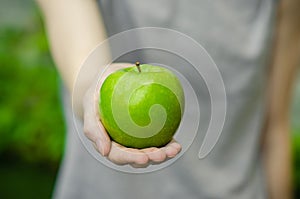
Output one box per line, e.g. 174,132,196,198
263,0,300,198
36,0,299,197
36,0,181,168
82,63,182,167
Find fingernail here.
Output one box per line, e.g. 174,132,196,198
96,139,105,156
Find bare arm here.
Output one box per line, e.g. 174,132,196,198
36,0,181,167
36,0,108,92
36,0,110,117
263,0,300,198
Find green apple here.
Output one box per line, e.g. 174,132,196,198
99,62,184,149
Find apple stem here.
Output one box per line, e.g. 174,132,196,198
135,61,141,73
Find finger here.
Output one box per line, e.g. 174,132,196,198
84,122,111,156
83,89,111,156
92,142,104,155
107,142,149,165
85,63,134,156
162,139,182,158
130,162,150,168
141,147,167,163
83,117,111,156
82,63,135,157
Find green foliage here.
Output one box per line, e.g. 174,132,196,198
293,130,300,197
0,4,300,197
0,11,65,166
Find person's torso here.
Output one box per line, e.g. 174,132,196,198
54,1,277,198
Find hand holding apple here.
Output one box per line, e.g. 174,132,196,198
82,63,182,168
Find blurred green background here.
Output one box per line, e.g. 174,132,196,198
0,1,65,199
0,0,299,198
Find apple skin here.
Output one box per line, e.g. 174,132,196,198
99,64,184,149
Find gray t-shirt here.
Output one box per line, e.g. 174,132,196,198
54,1,277,198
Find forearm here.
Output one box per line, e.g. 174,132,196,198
264,123,293,199
263,0,300,198
36,0,110,115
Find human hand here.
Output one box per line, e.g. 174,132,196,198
82,63,182,168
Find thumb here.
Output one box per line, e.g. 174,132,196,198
83,86,111,156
